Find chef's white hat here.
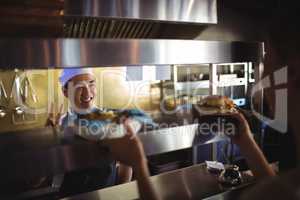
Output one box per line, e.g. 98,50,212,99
59,68,94,87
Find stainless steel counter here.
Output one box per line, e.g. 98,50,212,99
139,112,227,156
60,163,254,200
139,123,226,156
0,113,228,181
0,113,231,199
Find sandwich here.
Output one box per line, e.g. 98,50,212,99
192,96,239,136
196,95,236,115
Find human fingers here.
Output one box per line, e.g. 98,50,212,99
124,119,136,138
58,103,64,115
49,102,54,116
45,103,55,127
55,104,64,124
230,112,251,131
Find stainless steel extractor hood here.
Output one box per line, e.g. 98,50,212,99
63,0,218,39
0,0,264,69
0,0,217,39
0,39,263,69
65,0,217,24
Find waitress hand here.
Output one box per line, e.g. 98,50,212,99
99,119,147,169
45,103,64,127
229,112,254,146
228,112,276,178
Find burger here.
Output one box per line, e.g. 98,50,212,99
193,95,239,136
196,95,236,115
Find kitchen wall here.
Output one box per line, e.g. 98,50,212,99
0,69,54,133
196,1,268,42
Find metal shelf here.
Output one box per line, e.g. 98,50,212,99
217,78,247,87
175,80,210,90
249,79,255,83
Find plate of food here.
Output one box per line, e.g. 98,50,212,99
195,95,237,115
192,95,240,137
78,110,118,121
75,109,148,141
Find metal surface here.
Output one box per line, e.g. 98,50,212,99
64,17,159,38
65,0,217,24
0,127,113,184
63,0,217,39
60,163,254,200
0,39,263,69
0,117,227,184
0,0,215,38
140,123,227,156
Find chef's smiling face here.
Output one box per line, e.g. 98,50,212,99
63,74,96,112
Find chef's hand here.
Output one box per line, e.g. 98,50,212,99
116,111,130,124
100,119,160,200
99,119,147,169
45,103,63,127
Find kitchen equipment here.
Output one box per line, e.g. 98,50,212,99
14,106,24,115
63,0,217,39
218,165,242,186
199,73,204,80
206,161,225,174
10,69,23,107
21,74,38,104
0,40,264,69
0,79,8,119
10,70,38,124
0,106,6,118
0,79,8,104
1,0,217,39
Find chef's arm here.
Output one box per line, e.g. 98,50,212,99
100,119,161,200
133,159,159,200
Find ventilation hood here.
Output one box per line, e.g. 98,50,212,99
0,0,264,69
65,0,217,24
0,0,217,39
0,39,263,69
63,0,217,39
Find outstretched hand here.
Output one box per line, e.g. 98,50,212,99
228,111,276,178
229,112,254,146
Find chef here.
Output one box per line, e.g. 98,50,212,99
46,68,154,195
